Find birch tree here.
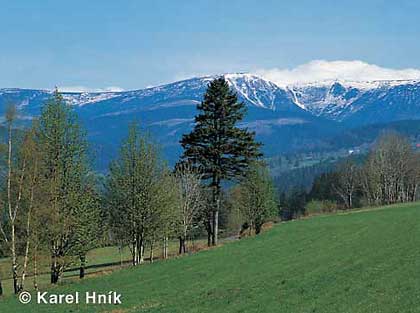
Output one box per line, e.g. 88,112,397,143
234,162,277,235
361,133,417,205
149,170,179,262
36,89,90,284
73,186,101,278
106,123,164,265
174,162,204,254
333,160,359,209
0,104,29,294
18,123,41,291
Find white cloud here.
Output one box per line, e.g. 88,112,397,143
255,60,420,87
56,86,125,93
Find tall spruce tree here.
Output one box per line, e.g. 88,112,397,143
180,77,261,245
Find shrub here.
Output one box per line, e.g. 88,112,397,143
305,200,337,216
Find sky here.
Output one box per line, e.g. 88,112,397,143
1,0,420,91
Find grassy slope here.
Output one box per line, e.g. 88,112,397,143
2,202,420,313
0,240,207,296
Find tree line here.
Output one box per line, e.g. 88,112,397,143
0,78,277,296
280,133,420,219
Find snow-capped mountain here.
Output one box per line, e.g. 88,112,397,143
71,74,330,169
290,79,420,124
56,73,302,112
3,74,418,124
0,73,419,168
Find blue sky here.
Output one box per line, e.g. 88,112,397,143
1,0,420,90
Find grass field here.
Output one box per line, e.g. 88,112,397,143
1,202,420,312
0,238,208,296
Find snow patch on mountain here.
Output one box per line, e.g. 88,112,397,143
149,118,194,127
288,79,420,121
62,92,122,106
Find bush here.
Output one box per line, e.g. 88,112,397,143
305,200,337,216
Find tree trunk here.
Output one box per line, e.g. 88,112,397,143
7,122,19,294
178,237,185,254
255,222,262,235
132,243,137,266
56,264,64,284
51,255,55,284
348,193,353,209
132,231,139,266
50,251,59,284
51,269,59,284
138,236,144,264
51,270,59,284
20,209,32,291
206,218,212,247
211,181,220,246
12,239,19,293
162,239,165,259
33,250,38,290
79,254,86,279
163,237,168,259
212,209,219,246
149,243,154,263
183,228,188,253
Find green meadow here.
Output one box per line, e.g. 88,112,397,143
1,202,420,313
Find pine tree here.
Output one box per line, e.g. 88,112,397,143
180,77,261,245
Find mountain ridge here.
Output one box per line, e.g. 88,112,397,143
0,73,419,169
3,73,420,123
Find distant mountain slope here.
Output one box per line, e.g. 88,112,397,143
325,120,420,150
1,74,419,169
0,75,338,169
270,120,420,192
291,80,420,125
